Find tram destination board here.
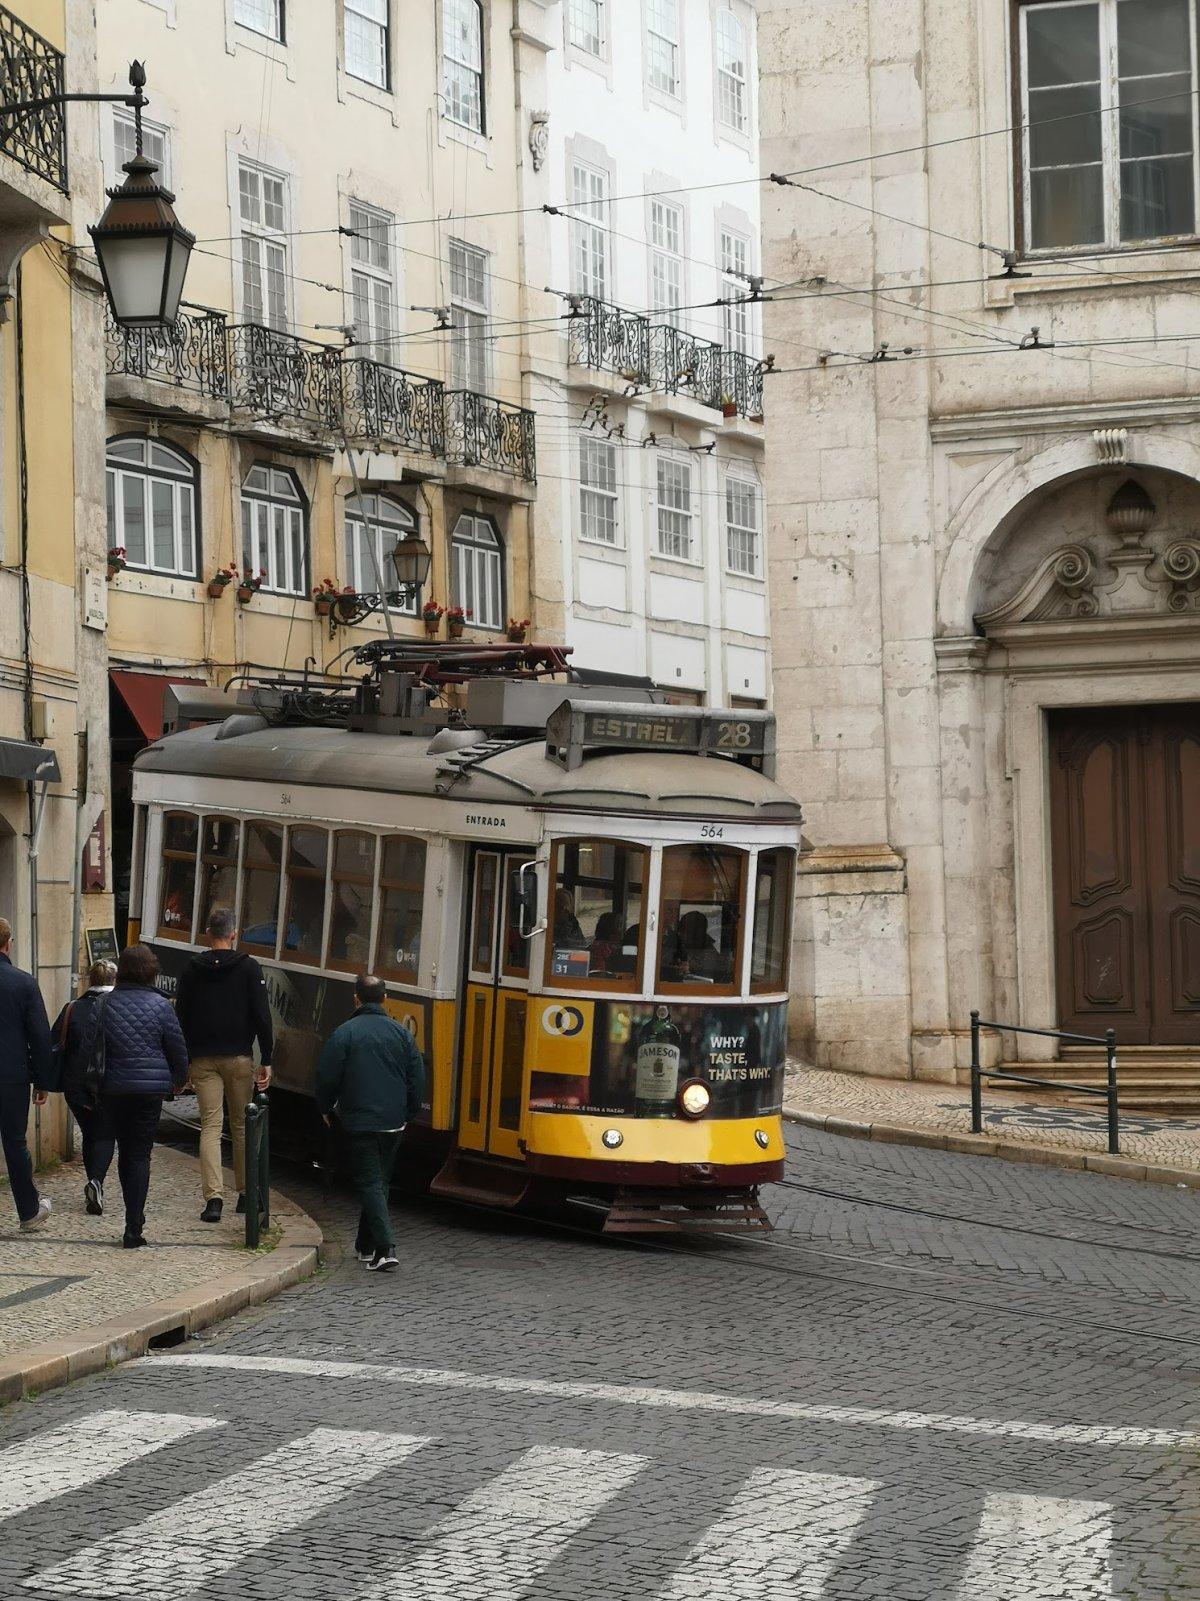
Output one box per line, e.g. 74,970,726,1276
546,700,774,774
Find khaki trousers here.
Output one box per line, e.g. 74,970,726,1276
192,1055,255,1201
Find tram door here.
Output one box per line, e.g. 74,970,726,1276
457,849,534,1161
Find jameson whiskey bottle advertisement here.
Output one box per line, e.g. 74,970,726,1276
636,1005,682,1114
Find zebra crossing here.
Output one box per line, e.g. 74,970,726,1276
1,1406,1121,1599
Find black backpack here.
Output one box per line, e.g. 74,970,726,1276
75,994,110,1113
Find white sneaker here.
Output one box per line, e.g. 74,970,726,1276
356,1249,373,1264
20,1197,51,1231
84,1179,103,1216
367,1250,398,1272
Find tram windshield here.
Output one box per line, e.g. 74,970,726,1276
751,847,793,992
658,844,745,992
547,840,647,989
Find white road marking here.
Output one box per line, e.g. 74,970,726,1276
957,1492,1112,1597
358,1445,644,1600
658,1467,878,1599
24,1425,429,1600
0,1410,220,1522
153,1353,1196,1450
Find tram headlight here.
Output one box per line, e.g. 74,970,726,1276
677,1079,711,1119
602,1128,623,1149
754,1129,770,1150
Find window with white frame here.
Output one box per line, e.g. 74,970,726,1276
345,0,389,88
655,455,695,561
449,238,489,391
241,465,307,596
106,437,198,579
720,227,750,353
649,198,684,323
238,162,289,330
345,493,418,613
579,436,619,545
715,10,748,132
568,0,604,55
646,0,679,95
349,201,396,362
725,474,760,576
234,0,284,41
112,110,169,186
443,0,485,132
450,514,504,628
1019,0,1198,250
571,161,608,300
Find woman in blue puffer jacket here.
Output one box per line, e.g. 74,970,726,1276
81,943,189,1247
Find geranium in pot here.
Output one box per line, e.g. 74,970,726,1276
445,604,470,639
312,576,339,617
106,546,127,580
236,567,266,604
206,563,238,599
506,616,530,643
422,600,444,637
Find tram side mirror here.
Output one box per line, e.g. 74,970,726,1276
516,860,546,941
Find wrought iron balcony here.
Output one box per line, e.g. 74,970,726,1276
0,6,66,191
341,357,446,457
721,349,765,422
228,324,343,431
648,323,723,410
567,297,650,386
105,306,230,400
445,390,536,482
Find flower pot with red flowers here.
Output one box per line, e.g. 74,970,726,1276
236,568,266,605
720,395,738,420
422,601,444,637
445,604,469,639
106,546,127,581
206,563,238,599
506,616,530,643
312,576,339,618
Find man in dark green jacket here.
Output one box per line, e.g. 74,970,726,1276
315,974,426,1272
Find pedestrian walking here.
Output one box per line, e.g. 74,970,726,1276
51,959,117,1216
80,942,189,1248
174,906,273,1224
0,917,53,1231
315,973,425,1272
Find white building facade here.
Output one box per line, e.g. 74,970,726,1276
760,0,1200,1081
519,0,770,707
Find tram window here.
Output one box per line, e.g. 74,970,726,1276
751,848,794,993
469,852,498,975
283,828,328,966
547,839,647,989
657,844,746,992
328,831,377,971
197,817,240,933
376,835,426,983
501,859,533,979
239,822,285,956
157,811,198,941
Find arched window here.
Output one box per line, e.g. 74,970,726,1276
450,513,504,629
715,10,747,132
344,493,418,614
106,436,199,579
443,0,484,133
240,464,307,596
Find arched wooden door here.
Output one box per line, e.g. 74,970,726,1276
1049,705,1200,1045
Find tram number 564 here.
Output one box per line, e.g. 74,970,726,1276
700,824,725,839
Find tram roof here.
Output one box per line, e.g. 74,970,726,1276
134,722,804,822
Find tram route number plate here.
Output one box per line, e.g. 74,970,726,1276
578,713,768,755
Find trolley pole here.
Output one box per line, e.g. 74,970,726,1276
244,1091,270,1248
969,1010,982,1135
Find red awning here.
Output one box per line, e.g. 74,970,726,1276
110,670,205,744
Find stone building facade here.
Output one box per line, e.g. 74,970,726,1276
759,0,1200,1077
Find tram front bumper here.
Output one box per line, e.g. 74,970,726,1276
523,1112,785,1187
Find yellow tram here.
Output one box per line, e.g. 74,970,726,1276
129,645,802,1230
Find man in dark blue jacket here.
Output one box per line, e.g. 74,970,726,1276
0,917,53,1230
315,973,425,1272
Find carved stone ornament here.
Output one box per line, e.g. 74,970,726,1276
1093,426,1128,466
977,537,1200,626
528,111,549,172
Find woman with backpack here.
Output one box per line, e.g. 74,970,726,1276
79,943,190,1247
52,959,117,1216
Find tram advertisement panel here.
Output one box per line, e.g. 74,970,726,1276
149,941,434,1119
529,1000,786,1119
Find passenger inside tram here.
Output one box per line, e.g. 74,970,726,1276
552,888,587,949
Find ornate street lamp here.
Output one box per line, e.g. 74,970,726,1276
390,529,432,592
329,529,433,628
88,64,194,329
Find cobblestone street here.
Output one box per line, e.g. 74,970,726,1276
1,1124,1198,1600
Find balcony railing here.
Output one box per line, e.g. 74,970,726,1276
105,307,230,400
648,323,723,410
567,299,650,386
228,324,343,431
722,349,765,422
0,5,66,191
445,390,537,481
341,357,446,457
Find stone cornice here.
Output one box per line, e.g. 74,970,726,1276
930,394,1200,443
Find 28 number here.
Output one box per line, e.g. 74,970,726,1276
715,721,753,750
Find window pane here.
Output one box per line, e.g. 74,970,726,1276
151,480,175,569
1122,151,1196,237
1117,0,1191,78
121,472,147,565
1028,83,1104,167
179,487,195,576
550,840,646,984
198,817,240,932
234,0,282,39
240,823,284,952
158,813,198,940
1030,162,1105,246
284,827,328,965
569,0,603,54
658,844,745,987
329,830,376,969
164,813,198,853
346,2,387,87
1119,72,1194,159
502,859,533,977
377,836,426,981
751,849,793,990
1025,4,1100,87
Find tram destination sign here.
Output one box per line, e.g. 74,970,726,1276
546,700,774,775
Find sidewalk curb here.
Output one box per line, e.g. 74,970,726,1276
0,1203,323,1408
784,1109,1200,1190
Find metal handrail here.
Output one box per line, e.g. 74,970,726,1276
244,1090,270,1247
969,1010,1119,1155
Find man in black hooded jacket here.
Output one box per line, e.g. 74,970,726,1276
175,906,273,1222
